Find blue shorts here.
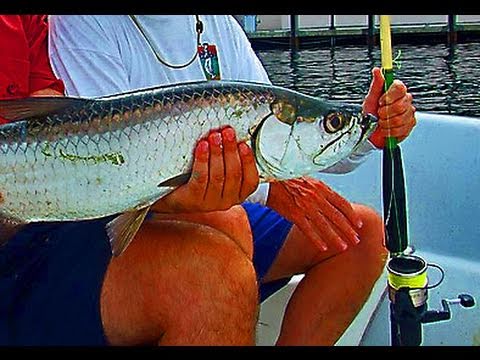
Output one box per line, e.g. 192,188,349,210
241,202,294,301
0,203,292,345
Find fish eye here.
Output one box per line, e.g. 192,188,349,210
323,112,346,133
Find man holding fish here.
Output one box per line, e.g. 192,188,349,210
0,15,416,345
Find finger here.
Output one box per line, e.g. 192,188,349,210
296,178,362,234
290,183,351,251
329,220,355,251
309,207,353,251
378,121,416,139
204,131,225,206
379,80,408,107
238,142,260,201
378,101,416,126
296,217,329,252
319,183,362,228
318,203,360,246
188,139,210,190
304,210,348,252
377,93,413,120
396,114,416,143
311,192,360,246
377,111,413,131
377,112,415,131
363,67,385,116
276,179,349,251
152,140,210,213
221,127,243,204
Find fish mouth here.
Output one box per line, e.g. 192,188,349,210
362,112,378,127
354,112,378,149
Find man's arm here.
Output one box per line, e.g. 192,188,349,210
22,15,65,96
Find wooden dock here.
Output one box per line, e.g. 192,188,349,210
239,16,480,49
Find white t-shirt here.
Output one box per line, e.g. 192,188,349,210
48,15,271,96
48,15,376,204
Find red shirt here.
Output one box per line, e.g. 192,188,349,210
0,15,65,123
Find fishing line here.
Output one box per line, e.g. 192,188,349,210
379,15,408,254
393,49,402,70
382,69,401,250
382,54,407,252
423,263,445,290
383,87,403,252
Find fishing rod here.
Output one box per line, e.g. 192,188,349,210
379,15,475,346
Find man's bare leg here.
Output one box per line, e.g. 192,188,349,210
264,204,388,345
99,205,258,345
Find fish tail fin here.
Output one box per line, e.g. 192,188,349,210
106,206,150,256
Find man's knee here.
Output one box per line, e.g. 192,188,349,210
351,203,388,268
150,205,254,259
215,205,254,259
353,204,384,242
100,219,258,345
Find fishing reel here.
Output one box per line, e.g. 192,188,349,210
386,253,475,346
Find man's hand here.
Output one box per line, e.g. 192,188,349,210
363,67,417,149
267,177,363,252
151,126,260,213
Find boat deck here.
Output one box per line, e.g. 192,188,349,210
256,112,480,346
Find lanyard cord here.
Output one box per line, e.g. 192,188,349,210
129,15,203,69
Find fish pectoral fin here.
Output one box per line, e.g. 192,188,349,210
157,172,191,188
0,97,89,122
0,217,26,247
106,206,150,257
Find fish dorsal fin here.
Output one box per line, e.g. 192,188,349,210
106,206,150,257
0,97,89,122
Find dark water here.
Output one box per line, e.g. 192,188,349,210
256,42,480,118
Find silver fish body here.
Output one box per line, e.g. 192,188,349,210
0,80,377,224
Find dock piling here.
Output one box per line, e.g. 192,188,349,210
448,15,457,45
330,15,336,46
290,15,299,50
368,15,376,47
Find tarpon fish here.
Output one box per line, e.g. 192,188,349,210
0,80,377,255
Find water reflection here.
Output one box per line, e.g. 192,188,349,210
257,43,480,117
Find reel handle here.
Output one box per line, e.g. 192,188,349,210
422,293,475,324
